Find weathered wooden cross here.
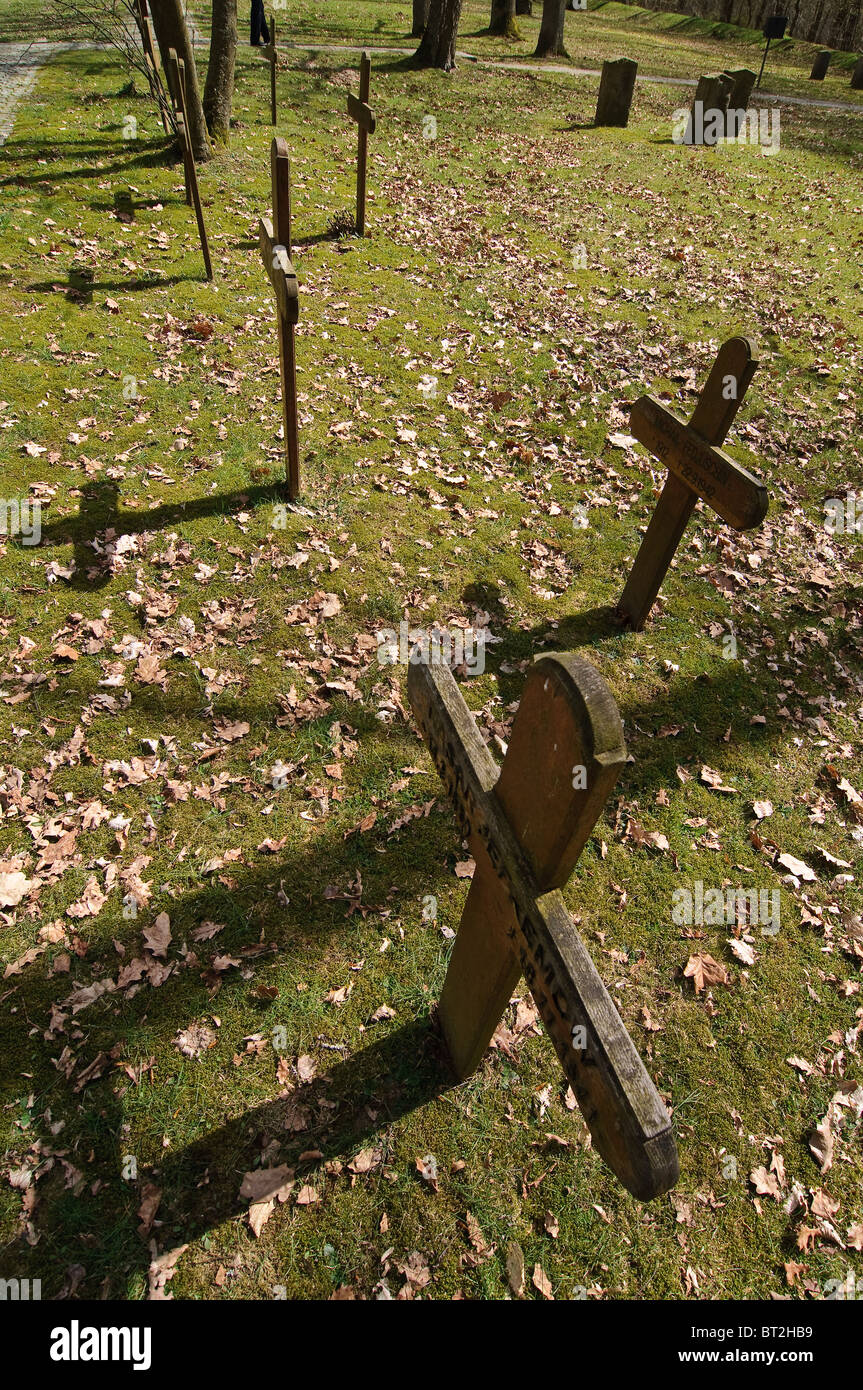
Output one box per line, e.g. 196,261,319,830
258,137,301,498
264,13,278,126
408,652,679,1202
167,48,213,281
616,336,767,631
347,51,376,236
137,0,170,133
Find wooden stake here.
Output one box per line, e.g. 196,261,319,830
259,137,301,498
269,14,277,126
347,51,376,236
168,48,213,281
408,652,679,1202
616,337,765,631
138,0,170,133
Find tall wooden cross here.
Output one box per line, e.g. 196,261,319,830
258,137,301,498
347,51,376,236
408,652,679,1202
137,0,170,133
616,336,767,631
265,13,278,126
167,48,213,281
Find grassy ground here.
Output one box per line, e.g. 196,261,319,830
0,1,861,1302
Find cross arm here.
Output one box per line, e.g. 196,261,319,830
347,94,377,133
630,394,768,531
408,658,679,1201
259,217,299,324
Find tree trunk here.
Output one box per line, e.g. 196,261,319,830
516,1,532,13
535,0,566,56
489,0,520,37
150,0,213,161
414,0,463,69
411,0,430,37
203,0,237,144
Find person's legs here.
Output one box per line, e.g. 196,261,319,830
250,0,264,45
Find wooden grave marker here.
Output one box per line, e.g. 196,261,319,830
408,651,679,1202
258,137,301,498
137,0,170,133
168,48,213,281
264,14,278,126
347,51,376,236
616,336,767,632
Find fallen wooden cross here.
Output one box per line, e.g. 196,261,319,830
264,13,278,126
408,652,679,1202
347,51,376,236
258,137,301,498
168,48,213,281
616,336,767,631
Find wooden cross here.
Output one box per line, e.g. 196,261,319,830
167,48,213,281
258,137,301,498
264,14,278,126
408,652,679,1202
347,51,376,236
616,336,767,631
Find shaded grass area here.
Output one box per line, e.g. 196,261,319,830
0,13,861,1302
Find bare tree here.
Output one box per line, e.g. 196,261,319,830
488,0,520,38
150,0,212,161
535,0,566,57
411,0,430,38
414,0,463,69
48,0,173,134
203,0,237,144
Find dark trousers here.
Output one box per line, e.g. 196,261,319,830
251,0,270,45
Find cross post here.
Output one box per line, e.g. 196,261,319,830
616,336,767,631
258,137,301,498
167,48,213,281
408,652,679,1202
347,51,376,236
137,0,170,132
267,14,277,126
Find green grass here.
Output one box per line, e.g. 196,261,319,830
0,1,861,1302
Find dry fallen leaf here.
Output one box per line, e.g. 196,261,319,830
531,1263,554,1300
683,953,731,994
0,870,33,908
777,852,816,882
506,1240,525,1297
173,1023,216,1059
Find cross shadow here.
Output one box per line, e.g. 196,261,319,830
0,752,459,1294
148,1020,453,1265
35,482,292,584
26,271,196,304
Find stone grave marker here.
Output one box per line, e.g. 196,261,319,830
810,50,832,81
594,57,638,128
